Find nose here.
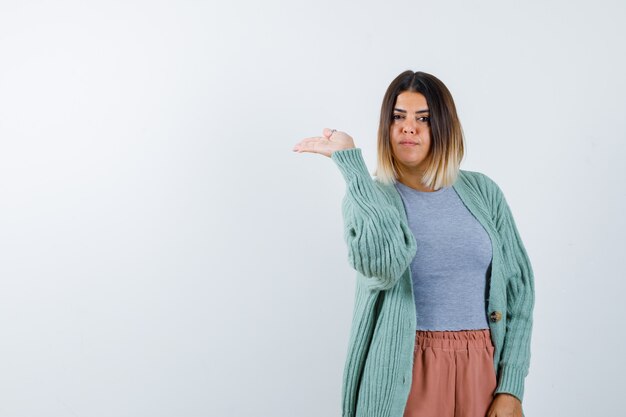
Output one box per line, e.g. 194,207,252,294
402,123,416,134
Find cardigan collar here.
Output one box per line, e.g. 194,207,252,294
375,169,500,250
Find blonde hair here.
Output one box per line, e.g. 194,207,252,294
373,70,465,189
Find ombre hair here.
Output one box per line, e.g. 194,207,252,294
373,70,465,189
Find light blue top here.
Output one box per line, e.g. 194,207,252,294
394,181,493,331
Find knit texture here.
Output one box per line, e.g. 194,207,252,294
330,148,535,417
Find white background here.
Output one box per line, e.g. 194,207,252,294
1,0,624,416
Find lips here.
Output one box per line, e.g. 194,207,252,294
400,141,418,145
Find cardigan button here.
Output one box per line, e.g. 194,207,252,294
489,311,502,323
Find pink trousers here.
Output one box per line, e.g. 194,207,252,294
403,329,497,417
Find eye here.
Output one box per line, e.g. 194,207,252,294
418,116,430,123
392,114,403,120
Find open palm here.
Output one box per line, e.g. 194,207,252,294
293,128,356,158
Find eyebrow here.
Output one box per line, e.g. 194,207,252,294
394,108,430,114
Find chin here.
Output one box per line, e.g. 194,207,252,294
398,156,426,165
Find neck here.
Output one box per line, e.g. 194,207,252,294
398,175,437,192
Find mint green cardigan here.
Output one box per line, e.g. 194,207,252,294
330,148,535,417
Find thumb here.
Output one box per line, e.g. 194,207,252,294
322,127,336,138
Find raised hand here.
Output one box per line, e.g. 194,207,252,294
292,128,356,158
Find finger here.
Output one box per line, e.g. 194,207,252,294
323,127,339,138
296,141,322,154
294,136,323,149
293,137,326,153
293,136,318,150
298,136,324,144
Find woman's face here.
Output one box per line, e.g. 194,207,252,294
390,91,432,175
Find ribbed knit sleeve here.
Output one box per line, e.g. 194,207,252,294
331,148,417,291
491,182,535,403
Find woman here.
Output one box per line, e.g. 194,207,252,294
292,70,534,417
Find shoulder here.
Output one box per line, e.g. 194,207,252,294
373,177,415,218
455,169,511,222
457,169,504,198
373,177,403,206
